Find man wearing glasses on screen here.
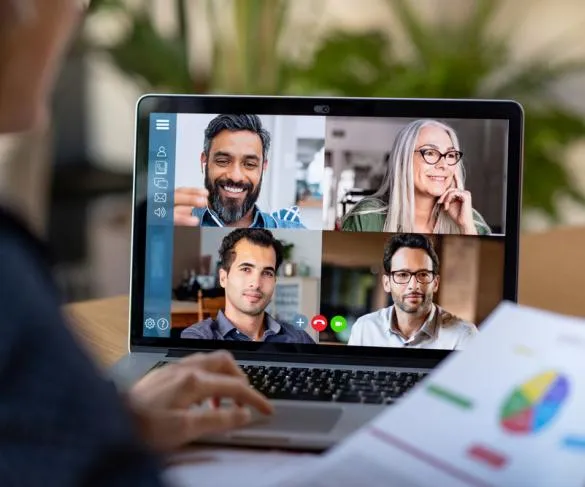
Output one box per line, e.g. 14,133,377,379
348,233,478,350
174,114,306,229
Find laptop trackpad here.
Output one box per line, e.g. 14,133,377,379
243,404,343,434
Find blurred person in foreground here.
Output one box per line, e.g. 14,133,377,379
0,1,273,486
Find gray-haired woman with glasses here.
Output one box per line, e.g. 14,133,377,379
342,119,491,235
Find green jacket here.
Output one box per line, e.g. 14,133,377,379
341,198,492,235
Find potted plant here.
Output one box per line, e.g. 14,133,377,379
281,241,296,277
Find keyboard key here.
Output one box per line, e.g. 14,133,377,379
363,396,385,404
335,392,363,403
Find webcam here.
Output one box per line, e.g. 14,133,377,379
313,104,330,114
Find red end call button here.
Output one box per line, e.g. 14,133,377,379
310,315,328,332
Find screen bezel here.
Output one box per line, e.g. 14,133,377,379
130,94,523,368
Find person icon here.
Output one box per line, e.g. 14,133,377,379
157,146,167,158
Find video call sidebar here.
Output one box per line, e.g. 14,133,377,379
143,113,177,337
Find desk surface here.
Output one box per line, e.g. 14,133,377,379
65,295,129,368
65,226,585,367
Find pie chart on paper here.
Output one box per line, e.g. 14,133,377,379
500,371,569,434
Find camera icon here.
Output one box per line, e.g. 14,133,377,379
313,104,330,114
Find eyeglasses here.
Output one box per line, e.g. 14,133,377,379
390,270,435,285
415,148,463,166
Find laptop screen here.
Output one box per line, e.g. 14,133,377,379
135,97,521,362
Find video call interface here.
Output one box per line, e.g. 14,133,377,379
143,112,510,351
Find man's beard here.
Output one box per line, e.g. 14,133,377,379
240,295,268,317
394,291,433,314
205,169,262,225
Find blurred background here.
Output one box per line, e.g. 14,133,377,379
1,0,584,304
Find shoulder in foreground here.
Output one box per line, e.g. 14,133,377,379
437,307,478,333
472,208,492,235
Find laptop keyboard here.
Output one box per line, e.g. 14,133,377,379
152,362,427,404
243,365,426,404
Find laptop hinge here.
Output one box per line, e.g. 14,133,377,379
166,348,199,358
164,348,444,368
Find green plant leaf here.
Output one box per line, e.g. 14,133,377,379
489,59,585,101
522,107,585,219
283,31,397,96
86,0,125,13
385,0,435,63
104,14,193,92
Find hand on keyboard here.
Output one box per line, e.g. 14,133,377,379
127,351,274,452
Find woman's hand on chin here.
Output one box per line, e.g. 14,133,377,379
437,188,477,234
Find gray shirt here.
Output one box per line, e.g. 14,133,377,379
348,304,478,350
180,310,315,344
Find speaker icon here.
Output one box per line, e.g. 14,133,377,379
154,207,167,218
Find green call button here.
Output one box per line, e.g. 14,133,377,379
330,315,347,333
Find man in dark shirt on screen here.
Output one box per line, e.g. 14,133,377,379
181,228,315,343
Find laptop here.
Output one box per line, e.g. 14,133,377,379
110,95,524,451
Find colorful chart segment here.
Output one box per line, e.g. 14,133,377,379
563,436,585,450
500,371,569,434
